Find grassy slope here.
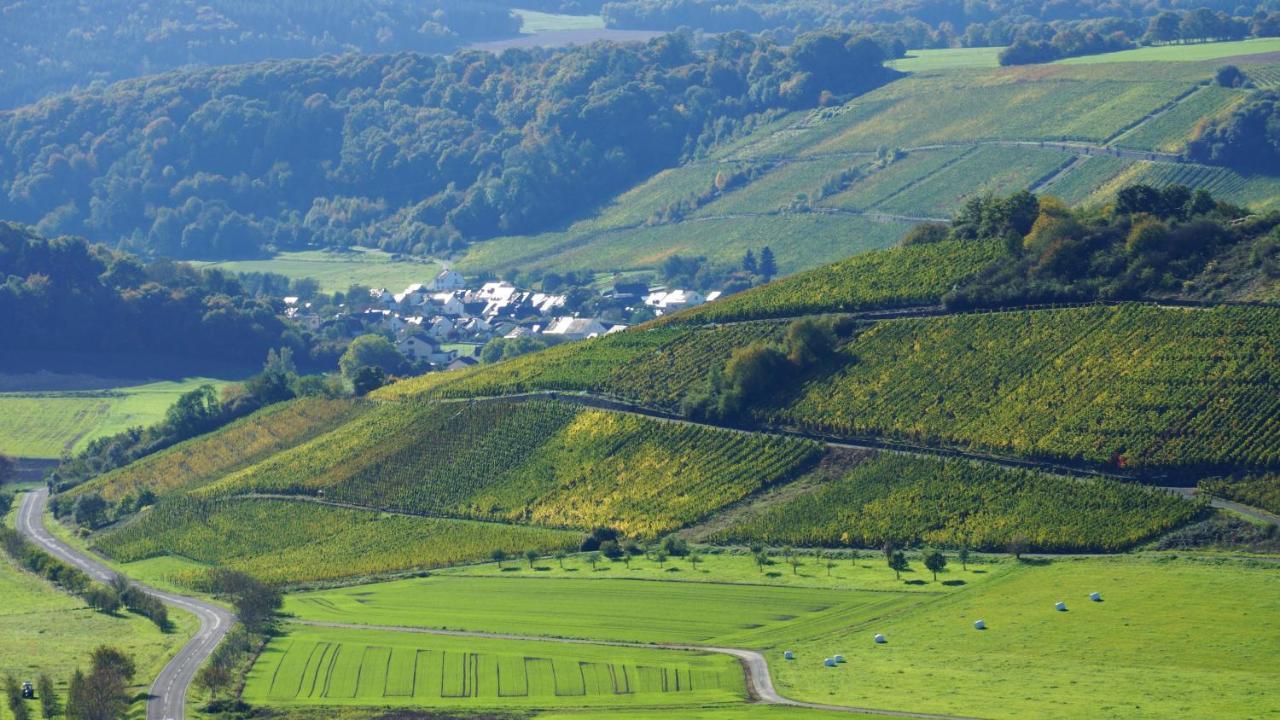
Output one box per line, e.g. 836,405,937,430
0,377,238,459
773,556,1280,719
1057,37,1280,64
190,247,441,294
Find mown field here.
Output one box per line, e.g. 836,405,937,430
0,376,239,459
191,399,820,538
244,624,745,709
771,557,1280,719
710,454,1200,552
66,397,364,504
1056,37,1280,65
94,497,582,586
0,504,195,720
191,247,441,294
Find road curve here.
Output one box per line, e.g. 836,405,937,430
292,620,981,720
17,489,235,720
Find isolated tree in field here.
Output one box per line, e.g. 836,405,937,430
742,249,758,274
554,550,567,569
654,550,667,569
958,545,971,571
689,553,702,571
1008,535,1029,561
37,674,57,720
525,550,539,569
587,552,603,570
825,553,837,576
785,548,802,575
888,551,909,580
490,549,507,568
759,246,777,280
754,550,769,573
195,662,231,700
924,549,947,582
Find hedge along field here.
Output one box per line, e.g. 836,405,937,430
660,240,1003,325
93,497,582,586
196,400,820,538
243,624,745,709
283,575,922,646
1199,473,1280,515
711,454,1200,552
775,305,1280,473
65,397,363,504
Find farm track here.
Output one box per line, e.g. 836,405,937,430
16,489,235,720
288,619,981,719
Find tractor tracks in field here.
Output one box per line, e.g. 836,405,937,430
288,619,981,719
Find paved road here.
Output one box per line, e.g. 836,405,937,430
17,489,235,720
293,620,980,719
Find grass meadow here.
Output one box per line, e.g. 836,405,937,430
1056,37,1280,65
243,624,745,709
0,376,238,459
191,247,441,293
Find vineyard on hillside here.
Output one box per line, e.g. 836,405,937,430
66,397,364,504
196,400,821,537
774,305,1280,474
661,240,1003,325
1200,474,1280,515
95,497,581,585
711,454,1200,552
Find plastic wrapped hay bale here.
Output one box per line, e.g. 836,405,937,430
874,633,886,644
784,650,794,660
834,654,844,663
824,657,837,667
1055,601,1067,611
1089,592,1102,602
974,619,986,630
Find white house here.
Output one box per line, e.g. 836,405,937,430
475,281,519,303
429,293,466,317
425,316,455,339
396,336,436,362
430,270,466,291
543,316,608,340
644,289,705,312
369,288,396,308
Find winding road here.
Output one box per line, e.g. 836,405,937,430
17,488,235,720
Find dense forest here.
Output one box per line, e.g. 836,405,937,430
0,223,333,365
600,0,1280,51
0,33,892,260
0,0,520,108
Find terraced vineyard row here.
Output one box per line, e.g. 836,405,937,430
712,454,1200,552
198,400,821,537
67,397,364,503
95,497,581,585
775,305,1280,473
1199,474,1280,515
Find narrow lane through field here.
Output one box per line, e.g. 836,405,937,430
16,488,235,720
289,619,982,719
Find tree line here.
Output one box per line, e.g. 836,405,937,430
0,32,892,261
0,0,521,108
1186,90,1280,174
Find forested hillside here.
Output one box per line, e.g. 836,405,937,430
0,32,891,259
0,0,520,108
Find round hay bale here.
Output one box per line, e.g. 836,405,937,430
834,654,845,663
1089,592,1102,602
873,633,886,644
974,619,986,630
784,650,795,660
1055,601,1067,611
824,657,837,667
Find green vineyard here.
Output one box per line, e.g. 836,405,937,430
94,497,582,585
712,454,1200,552
1200,474,1280,516
662,240,1003,324
244,626,744,708
775,305,1280,473
68,397,363,503
196,400,820,537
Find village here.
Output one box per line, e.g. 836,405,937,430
283,269,723,371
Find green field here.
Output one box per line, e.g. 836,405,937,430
1057,37,1280,65
0,376,239,459
244,624,745,709
192,247,442,294
887,47,1002,72
1,504,195,720
515,8,605,33
772,556,1280,719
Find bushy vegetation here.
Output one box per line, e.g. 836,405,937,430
62,397,362,506
1186,91,1280,174
662,240,1003,323
94,497,582,585
0,32,891,259
197,400,820,537
0,0,521,107
712,454,1200,552
1199,473,1280,515
778,304,1280,473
